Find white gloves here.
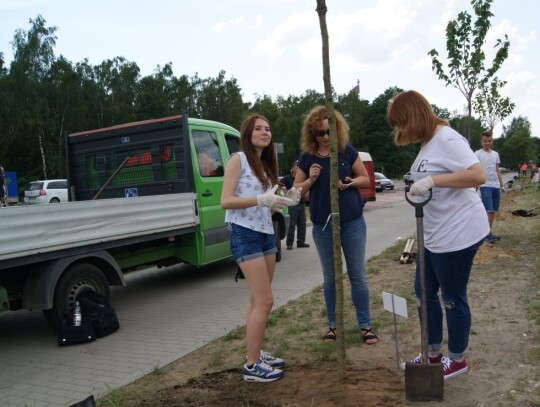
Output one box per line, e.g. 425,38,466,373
257,185,293,209
409,176,434,196
285,186,302,206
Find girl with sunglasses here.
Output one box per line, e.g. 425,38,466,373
294,106,378,345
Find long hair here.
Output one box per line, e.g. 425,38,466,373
387,90,448,146
239,113,278,188
301,106,349,154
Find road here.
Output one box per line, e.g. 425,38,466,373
0,187,415,407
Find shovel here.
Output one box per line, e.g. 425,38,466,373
404,188,444,401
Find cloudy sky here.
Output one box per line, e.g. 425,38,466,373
1,0,538,137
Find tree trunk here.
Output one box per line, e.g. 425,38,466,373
316,0,346,380
39,127,47,179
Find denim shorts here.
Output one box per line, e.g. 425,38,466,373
228,223,277,264
479,186,501,212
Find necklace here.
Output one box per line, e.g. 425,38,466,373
317,150,330,158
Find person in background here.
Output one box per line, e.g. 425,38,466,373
521,163,527,177
530,163,537,180
197,149,217,176
280,160,309,250
0,164,5,207
388,90,489,380
293,106,378,345
475,131,504,246
221,113,300,382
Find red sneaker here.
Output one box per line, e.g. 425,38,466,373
400,352,443,370
442,357,468,380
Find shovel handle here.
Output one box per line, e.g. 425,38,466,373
404,188,432,217
405,187,432,365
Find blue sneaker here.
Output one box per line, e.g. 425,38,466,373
260,350,285,368
243,359,283,382
485,234,495,246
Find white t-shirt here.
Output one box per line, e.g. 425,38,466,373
475,148,501,188
224,152,274,234
411,126,490,253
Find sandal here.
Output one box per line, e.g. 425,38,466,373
323,327,336,342
361,328,378,345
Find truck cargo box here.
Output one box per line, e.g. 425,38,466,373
66,115,194,201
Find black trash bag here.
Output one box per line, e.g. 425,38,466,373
69,395,96,407
77,288,120,338
57,319,96,346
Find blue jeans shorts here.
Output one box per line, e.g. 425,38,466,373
479,186,501,212
228,223,277,264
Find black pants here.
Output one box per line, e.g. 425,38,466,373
286,203,306,246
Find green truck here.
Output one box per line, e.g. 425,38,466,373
0,113,288,331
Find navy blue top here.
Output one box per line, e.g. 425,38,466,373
297,144,363,225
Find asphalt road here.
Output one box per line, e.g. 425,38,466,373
0,187,415,407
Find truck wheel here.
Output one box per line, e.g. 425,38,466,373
43,263,109,331
273,219,282,262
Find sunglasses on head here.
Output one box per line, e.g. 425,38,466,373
313,129,330,137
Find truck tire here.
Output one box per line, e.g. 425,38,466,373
273,219,282,262
43,263,109,331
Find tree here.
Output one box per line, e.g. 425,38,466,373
473,77,515,132
428,0,510,142
449,115,484,151
336,91,369,150
315,0,346,379
199,70,245,126
364,87,419,178
135,63,176,119
9,15,59,179
499,116,538,168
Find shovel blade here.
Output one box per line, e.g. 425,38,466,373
405,362,444,402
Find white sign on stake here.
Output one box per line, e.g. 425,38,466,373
382,291,408,318
382,291,408,369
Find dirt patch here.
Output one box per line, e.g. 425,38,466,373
99,190,539,407
133,365,402,407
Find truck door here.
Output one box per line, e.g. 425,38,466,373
190,126,240,265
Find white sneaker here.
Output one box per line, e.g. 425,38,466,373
243,359,283,382
260,349,285,368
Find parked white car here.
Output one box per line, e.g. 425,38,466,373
24,179,68,204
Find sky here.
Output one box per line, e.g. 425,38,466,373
0,0,538,138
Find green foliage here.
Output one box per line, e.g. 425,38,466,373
450,115,484,151
498,117,538,167
473,77,515,131
428,0,511,142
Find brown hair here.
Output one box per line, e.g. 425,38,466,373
387,90,448,146
301,106,349,154
239,113,278,188
481,130,493,138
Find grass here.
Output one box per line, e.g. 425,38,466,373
97,179,540,406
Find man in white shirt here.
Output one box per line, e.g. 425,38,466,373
475,131,504,246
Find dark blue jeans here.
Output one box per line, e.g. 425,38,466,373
416,238,484,359
312,216,372,329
